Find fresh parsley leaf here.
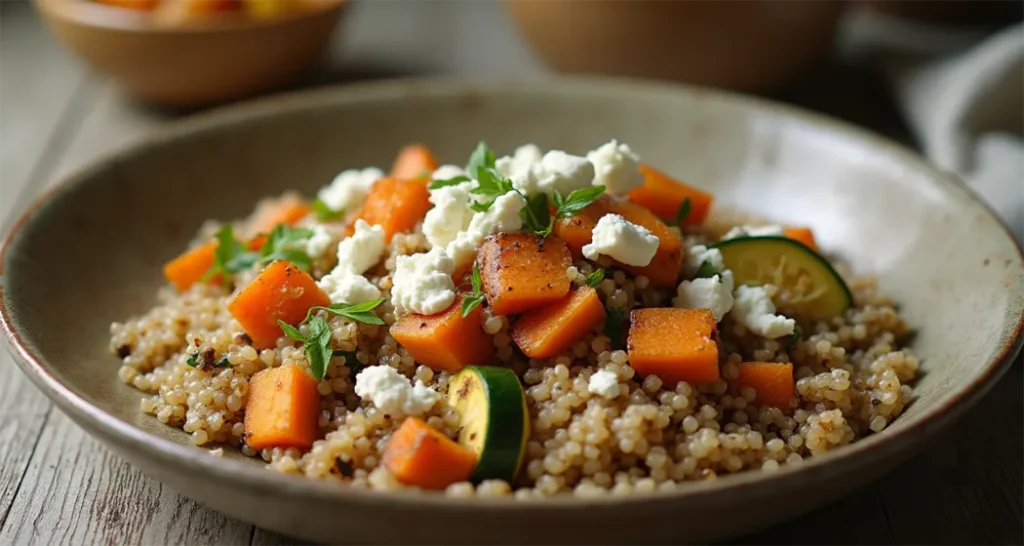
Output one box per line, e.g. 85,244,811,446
428,175,471,190
461,262,486,317
311,198,344,222
465,141,496,178
278,320,306,342
186,352,200,367
604,307,628,350
666,198,693,227
333,349,365,375
200,225,259,285
303,298,386,326
471,167,515,199
521,192,552,236
186,349,231,369
305,316,334,381
469,200,493,213
258,224,314,271
555,185,606,218
694,260,719,279
585,268,606,288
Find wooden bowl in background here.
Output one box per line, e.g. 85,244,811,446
504,0,846,93
35,0,349,108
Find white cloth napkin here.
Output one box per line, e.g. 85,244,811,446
840,11,1024,242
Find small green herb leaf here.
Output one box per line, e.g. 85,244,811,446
428,175,471,190
461,262,486,317
585,268,606,288
303,298,386,326
186,349,231,369
469,199,494,213
604,307,628,351
471,167,515,199
278,320,306,342
555,185,606,219
465,141,496,178
521,192,552,236
305,316,334,381
311,198,344,222
259,224,314,271
694,260,719,279
186,352,200,367
667,198,693,227
200,225,259,285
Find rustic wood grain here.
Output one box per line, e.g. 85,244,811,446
0,361,53,529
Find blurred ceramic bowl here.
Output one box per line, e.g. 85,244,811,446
504,0,845,93
35,0,349,108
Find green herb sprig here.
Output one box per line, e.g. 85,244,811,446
259,224,314,271
200,225,260,285
585,268,606,288
311,198,344,222
667,197,692,227
277,297,386,381
461,263,486,317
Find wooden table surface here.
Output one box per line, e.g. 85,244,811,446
0,2,1021,544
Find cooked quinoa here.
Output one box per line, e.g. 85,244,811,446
110,141,919,498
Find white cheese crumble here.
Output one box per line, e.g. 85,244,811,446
511,150,595,198
335,219,386,275
304,224,335,260
587,139,644,196
588,370,621,399
673,270,735,322
354,365,440,418
318,271,381,305
731,284,796,339
495,144,543,179
582,214,659,267
685,244,725,276
423,180,476,249
444,191,527,270
316,167,384,213
391,247,456,315
722,224,786,240
431,164,467,181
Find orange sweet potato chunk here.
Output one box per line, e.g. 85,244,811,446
734,362,795,411
390,144,439,181
164,240,219,292
244,366,319,450
384,417,477,490
354,177,431,243
627,308,720,386
630,164,714,226
783,227,819,252
248,193,312,238
390,295,495,373
510,287,606,359
478,233,572,316
227,260,331,349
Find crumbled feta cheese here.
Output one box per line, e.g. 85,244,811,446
391,248,456,315
722,224,786,240
305,224,335,260
443,191,527,270
588,370,621,398
731,284,796,339
685,244,725,276
511,150,595,198
431,164,467,181
495,144,543,179
317,167,384,213
674,270,735,322
587,140,643,196
335,219,386,275
423,181,476,249
582,213,659,267
354,365,440,418
318,271,381,305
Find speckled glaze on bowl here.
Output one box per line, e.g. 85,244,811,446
1,79,1021,545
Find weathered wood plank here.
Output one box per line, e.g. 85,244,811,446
0,360,53,529
0,411,252,546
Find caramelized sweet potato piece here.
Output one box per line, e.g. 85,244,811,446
352,177,431,242
630,164,714,226
163,240,219,292
783,227,819,252
227,260,331,349
390,295,495,373
510,287,606,359
390,144,438,181
477,233,572,316
733,362,795,411
248,193,312,239
627,308,720,386
244,365,319,450
384,417,477,490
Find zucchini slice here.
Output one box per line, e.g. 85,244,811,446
447,366,529,483
710,236,852,319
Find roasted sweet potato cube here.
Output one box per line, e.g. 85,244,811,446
510,287,606,359
244,366,319,450
227,260,331,349
390,295,495,373
627,308,720,386
477,233,572,316
630,164,714,226
734,362,795,411
353,177,431,243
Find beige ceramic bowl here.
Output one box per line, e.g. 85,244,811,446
1,79,1022,544
35,0,348,108
504,0,845,92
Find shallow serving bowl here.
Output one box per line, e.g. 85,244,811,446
1,79,1021,544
